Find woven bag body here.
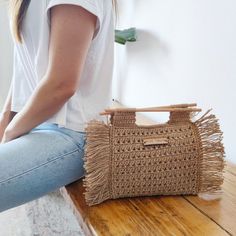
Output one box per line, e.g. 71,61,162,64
82,105,225,206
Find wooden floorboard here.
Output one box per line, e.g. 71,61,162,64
185,162,236,236
225,162,236,176
62,178,231,236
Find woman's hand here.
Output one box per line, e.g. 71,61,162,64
1,127,16,144
0,115,7,140
0,111,17,143
0,113,27,144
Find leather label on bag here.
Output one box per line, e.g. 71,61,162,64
142,137,168,146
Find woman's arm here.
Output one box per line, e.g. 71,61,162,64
1,5,97,143
0,82,17,141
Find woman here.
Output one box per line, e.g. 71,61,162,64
0,0,116,212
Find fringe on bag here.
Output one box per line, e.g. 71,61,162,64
82,119,111,206
192,109,226,199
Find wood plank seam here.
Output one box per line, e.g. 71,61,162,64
183,196,232,236
226,170,236,177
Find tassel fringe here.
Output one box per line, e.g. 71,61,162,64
192,109,226,198
82,119,111,206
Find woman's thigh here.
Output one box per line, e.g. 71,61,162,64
0,124,86,212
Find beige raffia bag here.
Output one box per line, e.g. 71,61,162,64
82,103,226,206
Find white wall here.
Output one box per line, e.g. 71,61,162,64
0,2,13,109
113,0,236,163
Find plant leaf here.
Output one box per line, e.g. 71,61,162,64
115,27,137,45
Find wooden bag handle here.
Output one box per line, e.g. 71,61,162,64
99,103,201,115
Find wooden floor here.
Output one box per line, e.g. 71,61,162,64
61,161,235,236
61,102,236,236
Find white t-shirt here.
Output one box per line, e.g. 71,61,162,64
10,0,114,132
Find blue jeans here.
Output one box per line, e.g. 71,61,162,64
0,122,86,212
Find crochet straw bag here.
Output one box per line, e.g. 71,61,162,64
82,103,226,206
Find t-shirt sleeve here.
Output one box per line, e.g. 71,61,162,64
46,0,103,40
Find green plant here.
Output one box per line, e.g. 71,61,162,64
115,27,137,45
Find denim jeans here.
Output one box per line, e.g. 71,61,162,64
0,122,86,212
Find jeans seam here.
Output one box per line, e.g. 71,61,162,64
0,148,80,185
